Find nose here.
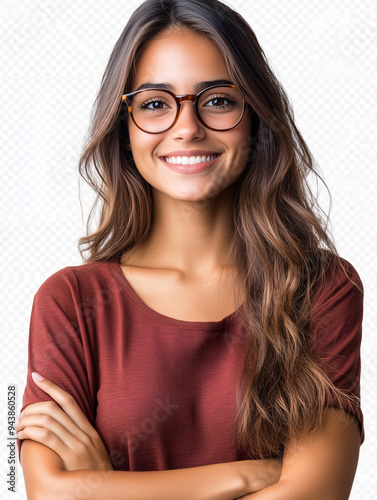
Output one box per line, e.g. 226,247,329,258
170,100,206,141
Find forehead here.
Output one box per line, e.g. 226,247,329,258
131,29,231,93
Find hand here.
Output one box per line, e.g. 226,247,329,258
16,372,113,472
234,458,282,494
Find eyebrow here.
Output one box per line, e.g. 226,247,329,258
134,79,233,93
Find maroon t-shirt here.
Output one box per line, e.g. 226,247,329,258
17,257,364,470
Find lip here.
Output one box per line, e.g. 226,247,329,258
159,152,222,174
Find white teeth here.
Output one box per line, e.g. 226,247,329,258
164,155,219,165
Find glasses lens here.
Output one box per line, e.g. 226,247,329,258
197,86,244,131
130,90,177,133
129,87,245,133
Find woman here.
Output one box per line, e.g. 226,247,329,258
16,0,364,498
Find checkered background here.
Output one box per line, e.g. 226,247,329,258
1,0,376,498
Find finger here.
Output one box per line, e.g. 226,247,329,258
17,424,70,461
17,401,90,445
17,414,90,451
30,372,97,440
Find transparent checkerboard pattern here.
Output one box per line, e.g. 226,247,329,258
1,0,375,498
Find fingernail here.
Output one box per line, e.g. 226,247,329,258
32,372,44,382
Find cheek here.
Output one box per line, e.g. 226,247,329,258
235,108,253,149
226,129,253,178
129,127,154,158
231,124,253,158
235,122,253,162
128,127,161,177
238,131,253,160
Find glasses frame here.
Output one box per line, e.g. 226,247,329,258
121,83,247,134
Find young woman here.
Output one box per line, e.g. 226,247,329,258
16,0,364,499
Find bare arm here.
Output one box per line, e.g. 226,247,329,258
18,375,281,500
234,407,361,500
20,440,280,500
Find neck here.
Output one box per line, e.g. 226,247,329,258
132,185,237,278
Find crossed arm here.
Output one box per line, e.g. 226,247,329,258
17,375,361,500
234,407,361,500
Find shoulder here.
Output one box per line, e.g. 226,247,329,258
306,256,365,445
311,254,363,316
35,266,78,295
321,254,363,290
34,260,116,298
310,257,364,356
30,261,123,325
309,254,364,362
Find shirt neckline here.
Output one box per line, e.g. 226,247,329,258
108,259,244,330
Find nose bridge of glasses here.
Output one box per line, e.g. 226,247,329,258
175,94,198,117
174,94,201,125
176,94,197,104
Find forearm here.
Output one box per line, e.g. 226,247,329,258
230,481,286,500
21,440,280,500
43,461,249,500
229,480,334,500
234,409,362,500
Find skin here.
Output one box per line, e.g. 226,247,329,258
17,28,361,500
125,28,253,280
16,376,361,499
17,375,282,499
16,30,279,499
17,373,113,473
235,409,361,500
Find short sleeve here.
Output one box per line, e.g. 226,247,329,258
17,268,95,462
309,257,364,443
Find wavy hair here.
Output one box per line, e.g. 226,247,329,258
77,0,361,458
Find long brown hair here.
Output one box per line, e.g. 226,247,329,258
77,0,362,458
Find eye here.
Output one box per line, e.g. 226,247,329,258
202,94,237,109
138,98,171,112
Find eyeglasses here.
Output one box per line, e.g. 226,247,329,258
121,84,247,134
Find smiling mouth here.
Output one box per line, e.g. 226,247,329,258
161,153,222,165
